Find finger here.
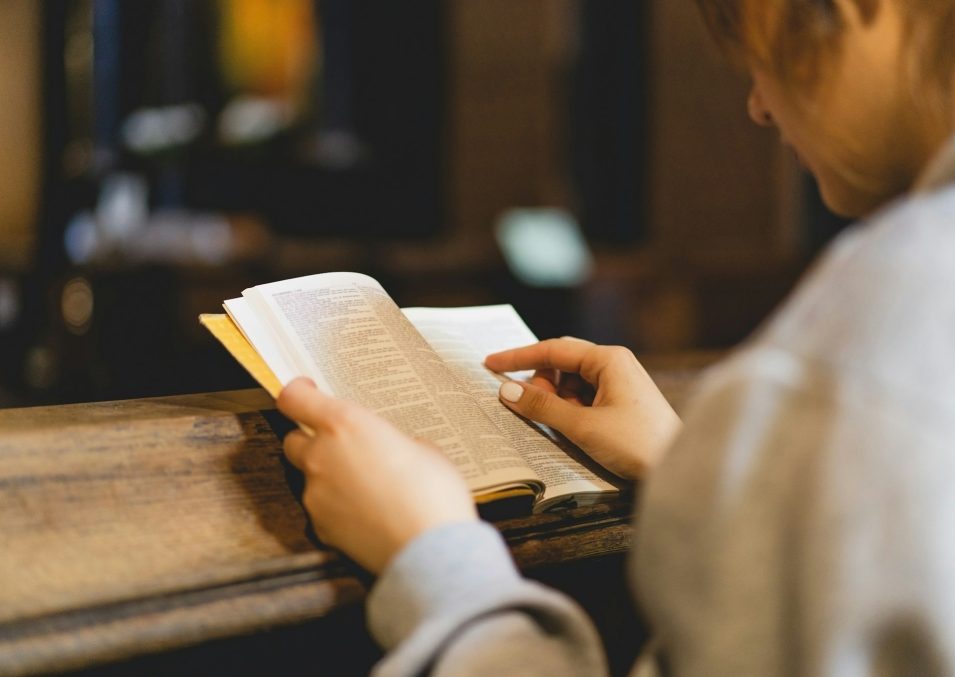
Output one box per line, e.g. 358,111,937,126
283,429,311,470
498,380,581,430
486,339,602,383
277,378,348,431
529,368,559,394
484,343,541,372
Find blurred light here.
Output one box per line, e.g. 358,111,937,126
126,210,234,264
97,172,148,243
0,278,19,330
62,277,94,335
64,211,99,264
121,103,206,154
218,95,293,145
189,217,234,264
495,208,594,288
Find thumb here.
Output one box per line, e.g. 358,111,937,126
277,377,343,433
498,380,578,430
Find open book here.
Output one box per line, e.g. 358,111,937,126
200,272,624,513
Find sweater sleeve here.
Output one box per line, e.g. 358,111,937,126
633,346,955,676
366,520,608,677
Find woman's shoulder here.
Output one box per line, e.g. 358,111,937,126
792,184,955,304
751,184,955,407
824,185,955,273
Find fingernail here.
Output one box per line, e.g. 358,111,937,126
500,381,524,403
284,378,315,396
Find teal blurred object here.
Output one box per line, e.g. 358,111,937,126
495,208,594,288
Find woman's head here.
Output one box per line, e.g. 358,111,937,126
694,0,955,216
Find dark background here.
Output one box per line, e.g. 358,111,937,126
0,0,847,408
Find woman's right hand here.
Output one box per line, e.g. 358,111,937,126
485,338,681,480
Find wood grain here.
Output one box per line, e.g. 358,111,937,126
0,362,710,675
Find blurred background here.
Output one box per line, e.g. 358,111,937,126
0,0,847,408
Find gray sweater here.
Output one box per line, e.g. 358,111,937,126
366,138,955,676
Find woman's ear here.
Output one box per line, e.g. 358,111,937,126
747,80,774,127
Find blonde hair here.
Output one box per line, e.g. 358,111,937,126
693,0,955,113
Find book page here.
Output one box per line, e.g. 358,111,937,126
241,273,540,495
223,297,297,387
402,305,621,509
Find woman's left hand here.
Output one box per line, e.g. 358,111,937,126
277,378,478,575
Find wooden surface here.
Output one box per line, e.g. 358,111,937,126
0,359,711,676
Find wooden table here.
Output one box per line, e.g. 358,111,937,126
0,357,711,676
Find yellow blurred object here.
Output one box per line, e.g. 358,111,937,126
199,313,283,398
218,0,319,100
0,0,40,270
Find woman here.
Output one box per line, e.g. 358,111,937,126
278,0,955,673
